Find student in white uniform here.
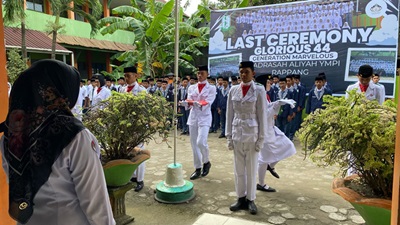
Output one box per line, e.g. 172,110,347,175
0,59,115,225
346,65,384,105
226,61,267,215
121,66,147,192
255,74,297,193
185,65,216,180
91,74,112,110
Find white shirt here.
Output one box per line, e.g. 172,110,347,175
92,86,112,110
346,81,384,104
1,129,115,225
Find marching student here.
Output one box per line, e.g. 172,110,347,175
226,61,267,215
255,74,297,193
185,65,216,180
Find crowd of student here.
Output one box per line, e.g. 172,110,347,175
237,1,354,36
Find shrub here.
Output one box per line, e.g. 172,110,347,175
298,90,396,199
84,91,173,162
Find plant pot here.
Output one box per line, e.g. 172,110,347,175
103,154,150,187
332,175,391,225
103,154,150,225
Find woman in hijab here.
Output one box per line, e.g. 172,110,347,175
0,59,115,225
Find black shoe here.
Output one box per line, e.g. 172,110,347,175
134,181,144,192
257,184,276,192
180,131,188,135
229,197,248,211
201,162,211,177
130,177,137,183
248,200,258,215
209,130,214,133
190,169,202,180
218,134,226,138
267,165,280,179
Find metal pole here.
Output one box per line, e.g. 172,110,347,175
173,0,180,166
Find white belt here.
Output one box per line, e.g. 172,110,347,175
234,114,256,119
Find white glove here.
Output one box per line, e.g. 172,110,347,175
194,101,202,108
180,101,188,107
227,140,234,150
255,140,264,152
278,99,296,109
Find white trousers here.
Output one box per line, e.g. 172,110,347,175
133,162,145,182
258,161,278,185
233,141,259,201
189,125,210,169
131,143,145,182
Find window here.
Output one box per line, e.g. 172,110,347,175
75,6,85,22
26,0,44,13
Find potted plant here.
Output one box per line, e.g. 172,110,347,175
84,91,172,185
297,90,396,225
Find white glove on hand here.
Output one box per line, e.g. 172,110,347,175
227,140,234,151
180,101,188,107
194,101,202,108
255,140,264,152
278,99,296,109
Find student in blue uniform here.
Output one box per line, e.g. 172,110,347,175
217,77,230,138
291,74,306,133
306,76,333,114
275,78,294,138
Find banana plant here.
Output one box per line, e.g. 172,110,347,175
99,0,209,77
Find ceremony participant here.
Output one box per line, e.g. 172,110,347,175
0,59,115,225
306,76,332,114
92,74,112,110
231,76,239,85
255,74,297,193
372,73,386,100
117,77,126,92
178,78,190,135
185,65,216,180
275,78,294,138
217,77,230,138
226,61,267,215
291,74,306,132
71,79,88,121
346,65,384,104
122,65,147,192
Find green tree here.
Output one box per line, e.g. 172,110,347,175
48,0,102,59
6,49,28,84
3,0,28,63
99,0,208,77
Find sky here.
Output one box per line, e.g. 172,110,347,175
183,0,202,16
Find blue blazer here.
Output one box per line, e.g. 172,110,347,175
217,87,229,110
306,87,332,114
277,89,294,119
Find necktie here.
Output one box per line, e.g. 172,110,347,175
127,85,135,93
242,85,250,96
198,83,206,92
97,87,102,94
359,84,368,92
182,88,186,100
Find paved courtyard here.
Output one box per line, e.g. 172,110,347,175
124,131,365,225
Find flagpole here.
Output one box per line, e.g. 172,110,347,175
173,0,180,166
155,0,195,204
